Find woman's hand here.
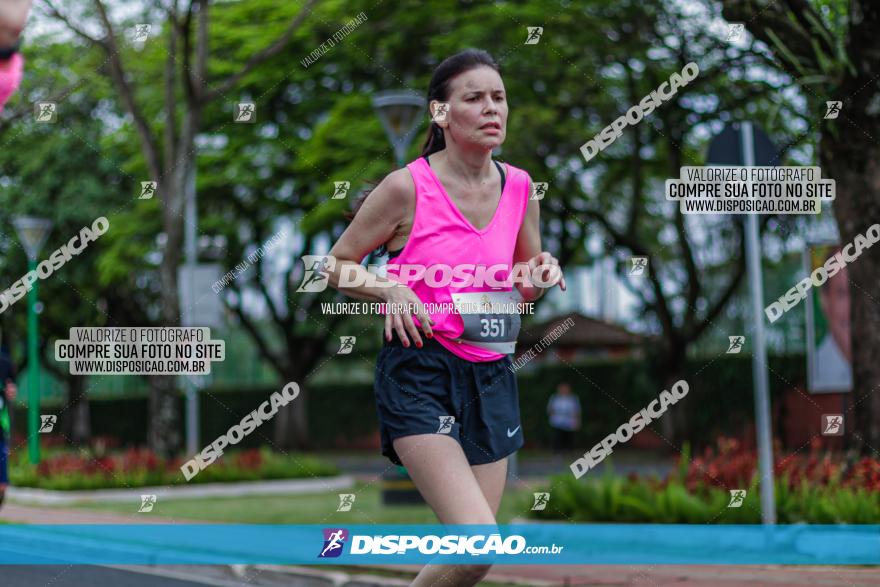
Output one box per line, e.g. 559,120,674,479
381,283,435,348
525,251,566,295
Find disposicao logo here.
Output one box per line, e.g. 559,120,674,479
318,528,348,558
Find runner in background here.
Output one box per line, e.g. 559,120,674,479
0,340,18,510
0,0,31,510
547,381,581,454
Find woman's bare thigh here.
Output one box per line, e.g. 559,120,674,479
392,434,497,525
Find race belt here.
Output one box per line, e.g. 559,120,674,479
449,290,522,354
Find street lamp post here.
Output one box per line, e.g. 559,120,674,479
372,90,426,503
371,90,426,167
12,216,53,465
707,122,778,524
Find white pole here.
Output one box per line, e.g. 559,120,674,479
184,162,200,455
741,121,776,524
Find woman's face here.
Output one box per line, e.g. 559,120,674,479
0,0,32,47
433,65,507,151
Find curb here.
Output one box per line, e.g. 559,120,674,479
8,475,355,505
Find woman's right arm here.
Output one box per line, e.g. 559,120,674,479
326,168,433,347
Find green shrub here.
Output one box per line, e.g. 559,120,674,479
10,446,339,490
528,468,880,524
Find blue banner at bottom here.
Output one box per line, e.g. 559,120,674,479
0,524,877,565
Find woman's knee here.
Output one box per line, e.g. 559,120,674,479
458,563,492,583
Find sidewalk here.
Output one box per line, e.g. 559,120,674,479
1,505,876,586
471,564,879,586
6,475,354,505
0,503,206,524
315,450,675,481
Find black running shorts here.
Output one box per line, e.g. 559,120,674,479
373,331,524,466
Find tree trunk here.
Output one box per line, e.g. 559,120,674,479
290,386,310,449
821,119,880,454
274,370,311,450
657,346,687,446
148,374,181,458
821,0,880,449
145,169,186,458
146,103,199,458
65,376,90,446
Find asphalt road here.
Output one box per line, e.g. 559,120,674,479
0,565,268,587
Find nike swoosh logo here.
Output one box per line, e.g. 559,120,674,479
507,426,520,438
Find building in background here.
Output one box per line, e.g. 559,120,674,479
516,312,645,369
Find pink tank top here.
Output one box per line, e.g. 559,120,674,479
385,155,531,362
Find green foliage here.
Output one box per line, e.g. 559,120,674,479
1,0,850,452
18,353,806,451
1,7,811,310
530,471,880,524
0,34,146,361
10,446,338,491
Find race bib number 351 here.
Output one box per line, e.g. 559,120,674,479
450,290,523,354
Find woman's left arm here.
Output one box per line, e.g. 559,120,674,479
513,177,566,302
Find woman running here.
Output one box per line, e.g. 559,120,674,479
326,48,565,586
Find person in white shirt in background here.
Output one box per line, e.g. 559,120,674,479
547,382,581,455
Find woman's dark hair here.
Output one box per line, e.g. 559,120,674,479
419,48,501,158
345,48,502,237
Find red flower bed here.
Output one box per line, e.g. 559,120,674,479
846,457,880,492
37,451,149,478
35,447,264,478
120,447,161,473
680,436,878,492
234,448,263,470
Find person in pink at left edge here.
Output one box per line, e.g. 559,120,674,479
0,0,33,112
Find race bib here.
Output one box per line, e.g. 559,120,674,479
450,290,522,354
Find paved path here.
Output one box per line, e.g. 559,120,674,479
316,451,675,480
2,505,876,586
0,503,204,524
6,475,354,506
2,566,250,587
482,564,880,586
375,564,880,586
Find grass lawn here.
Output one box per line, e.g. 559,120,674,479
46,481,541,524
